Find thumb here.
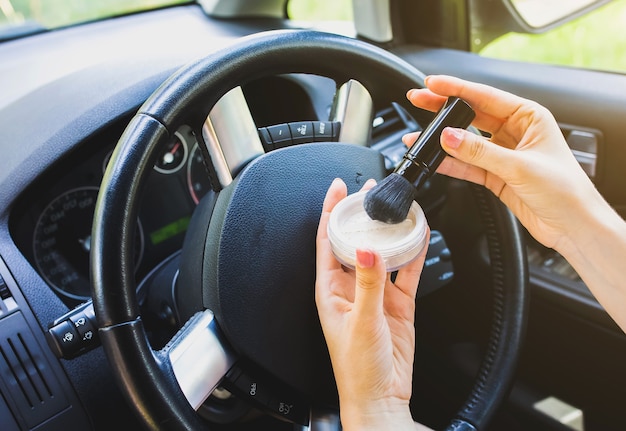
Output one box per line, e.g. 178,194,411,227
441,127,511,177
353,249,386,317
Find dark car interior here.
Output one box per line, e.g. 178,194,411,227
1,0,626,430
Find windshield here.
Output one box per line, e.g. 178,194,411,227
0,0,188,40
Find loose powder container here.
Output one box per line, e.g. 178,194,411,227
327,190,428,271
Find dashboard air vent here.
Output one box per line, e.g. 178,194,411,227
0,312,68,428
371,102,421,170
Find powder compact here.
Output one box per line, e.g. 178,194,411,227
327,190,428,271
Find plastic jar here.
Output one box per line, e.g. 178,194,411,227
327,190,428,271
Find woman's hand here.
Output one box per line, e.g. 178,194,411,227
405,75,626,334
404,75,599,252
315,178,429,431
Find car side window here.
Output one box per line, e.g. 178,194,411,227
287,0,353,21
476,0,626,74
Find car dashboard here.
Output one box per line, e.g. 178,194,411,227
0,5,445,429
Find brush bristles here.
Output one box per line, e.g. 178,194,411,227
363,173,416,224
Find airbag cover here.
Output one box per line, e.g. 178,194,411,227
203,142,386,400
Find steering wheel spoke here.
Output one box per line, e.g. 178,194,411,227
163,309,237,410
329,79,373,146
201,86,265,189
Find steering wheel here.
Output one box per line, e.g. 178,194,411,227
91,30,527,431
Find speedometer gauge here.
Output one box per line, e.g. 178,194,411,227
33,187,144,300
154,128,190,174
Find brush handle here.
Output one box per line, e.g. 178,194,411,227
394,96,475,189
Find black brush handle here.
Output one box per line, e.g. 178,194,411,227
394,96,475,189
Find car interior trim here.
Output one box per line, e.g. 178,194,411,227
197,0,285,18
167,309,237,410
352,0,393,42
329,79,374,146
4,1,625,429
201,87,265,188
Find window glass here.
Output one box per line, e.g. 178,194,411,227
287,0,353,21
0,0,188,31
478,0,626,74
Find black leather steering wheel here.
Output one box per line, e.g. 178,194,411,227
91,30,528,431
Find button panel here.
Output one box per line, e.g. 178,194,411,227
224,365,309,425
258,121,340,151
47,301,99,359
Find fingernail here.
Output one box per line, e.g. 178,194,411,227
424,75,432,86
406,89,417,99
442,127,464,149
356,249,375,268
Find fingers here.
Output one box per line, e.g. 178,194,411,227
437,156,489,186
402,132,420,148
394,228,430,299
405,88,447,113
439,127,512,182
353,248,387,317
317,178,381,274
317,178,348,271
406,75,529,138
359,178,377,192
317,178,347,239
422,75,527,120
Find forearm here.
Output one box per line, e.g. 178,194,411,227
555,191,626,332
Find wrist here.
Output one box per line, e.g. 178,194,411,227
555,190,624,260
340,398,415,431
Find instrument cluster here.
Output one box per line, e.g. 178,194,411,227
10,120,212,305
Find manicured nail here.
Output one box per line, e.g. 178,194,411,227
356,249,375,268
442,127,464,149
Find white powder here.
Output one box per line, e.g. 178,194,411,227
338,212,415,247
328,191,427,270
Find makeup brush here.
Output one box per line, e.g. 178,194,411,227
364,96,475,223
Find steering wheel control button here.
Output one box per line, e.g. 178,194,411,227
223,366,309,425
267,395,308,425
288,121,314,145
313,121,336,141
232,373,271,405
328,190,428,271
267,124,293,148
